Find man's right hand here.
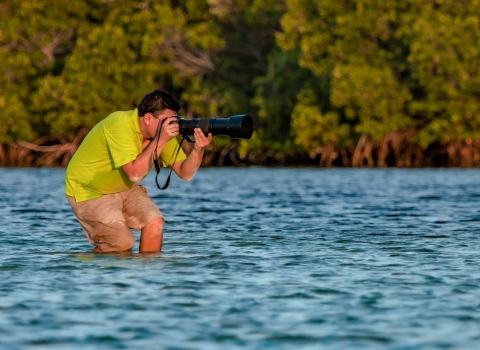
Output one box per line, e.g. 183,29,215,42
158,116,180,145
124,110,179,183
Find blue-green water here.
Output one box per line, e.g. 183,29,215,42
1,167,480,349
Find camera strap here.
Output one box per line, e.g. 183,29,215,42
152,119,186,190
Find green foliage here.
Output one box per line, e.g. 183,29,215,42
251,48,311,152
404,0,480,146
330,64,412,141
0,0,91,141
292,86,353,151
1,0,480,164
279,0,480,153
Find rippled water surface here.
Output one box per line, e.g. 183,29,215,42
1,167,480,349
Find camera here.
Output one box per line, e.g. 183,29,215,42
173,114,254,142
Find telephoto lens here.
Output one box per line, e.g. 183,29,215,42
176,114,254,140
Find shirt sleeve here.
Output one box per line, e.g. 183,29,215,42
161,137,187,167
104,121,140,169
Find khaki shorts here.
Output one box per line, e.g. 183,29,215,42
68,185,163,252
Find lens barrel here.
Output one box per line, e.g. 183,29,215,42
178,114,254,139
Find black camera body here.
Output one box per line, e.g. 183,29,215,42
173,114,254,142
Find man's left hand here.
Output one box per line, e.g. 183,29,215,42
173,128,213,180
193,128,213,151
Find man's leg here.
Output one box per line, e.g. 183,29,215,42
68,196,136,253
122,185,164,252
139,218,164,252
90,224,135,253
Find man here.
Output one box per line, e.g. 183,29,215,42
65,90,212,253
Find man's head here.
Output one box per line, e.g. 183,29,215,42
137,90,180,117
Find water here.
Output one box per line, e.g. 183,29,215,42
1,167,480,349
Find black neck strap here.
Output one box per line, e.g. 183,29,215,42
152,119,185,190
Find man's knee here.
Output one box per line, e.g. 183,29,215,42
141,218,164,242
145,217,164,231
96,229,136,253
114,234,136,252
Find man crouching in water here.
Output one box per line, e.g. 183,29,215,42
65,90,212,253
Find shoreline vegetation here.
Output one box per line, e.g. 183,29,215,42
2,131,480,168
2,1,480,167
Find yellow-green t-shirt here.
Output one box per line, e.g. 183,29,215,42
65,109,186,202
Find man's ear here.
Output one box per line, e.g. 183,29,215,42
143,113,153,126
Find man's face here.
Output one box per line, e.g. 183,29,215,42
146,109,178,139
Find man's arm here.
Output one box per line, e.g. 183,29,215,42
122,117,179,183
173,128,213,181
